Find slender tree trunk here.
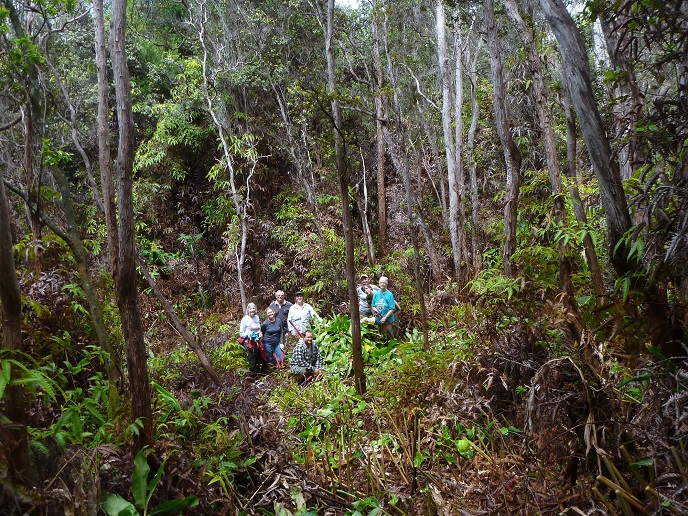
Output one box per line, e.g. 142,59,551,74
0,167,30,486
325,0,365,394
452,12,471,280
191,0,251,310
562,87,606,297
382,127,430,350
504,0,580,340
435,0,463,284
466,40,483,273
110,0,154,449
94,0,119,272
372,6,387,257
485,0,522,278
137,256,221,385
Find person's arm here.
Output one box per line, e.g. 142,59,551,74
310,305,322,324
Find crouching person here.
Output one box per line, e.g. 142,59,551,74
289,330,323,384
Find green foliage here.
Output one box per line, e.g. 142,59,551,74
41,341,116,447
101,448,198,516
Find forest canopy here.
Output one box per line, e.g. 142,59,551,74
1,0,687,513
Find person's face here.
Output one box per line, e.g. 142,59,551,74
304,332,313,345
266,308,275,319
248,305,256,316
295,295,304,305
379,280,388,291
361,277,369,285
276,292,284,302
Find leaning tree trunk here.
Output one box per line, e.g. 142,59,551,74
110,0,154,449
538,0,632,275
0,167,30,486
485,0,522,278
326,0,365,394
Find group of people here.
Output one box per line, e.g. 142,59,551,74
239,290,323,382
240,275,399,382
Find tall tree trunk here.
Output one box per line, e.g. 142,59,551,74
94,0,119,272
372,5,387,257
0,167,30,486
110,0,154,449
538,0,633,275
466,39,483,274
562,86,606,297
485,0,522,278
504,0,580,340
326,0,365,394
435,0,464,284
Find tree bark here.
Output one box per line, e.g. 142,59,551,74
372,5,387,258
94,0,119,272
435,0,464,284
0,167,30,486
539,0,633,275
466,39,483,273
110,0,154,449
485,0,522,278
562,86,606,297
326,0,365,394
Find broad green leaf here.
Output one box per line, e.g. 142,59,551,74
101,493,138,516
132,449,150,509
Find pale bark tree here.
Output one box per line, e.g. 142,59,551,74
110,0,154,448
435,0,467,284
466,37,483,273
355,151,377,265
485,0,522,278
0,166,30,486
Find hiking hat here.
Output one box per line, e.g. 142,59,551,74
294,290,304,296
360,274,369,280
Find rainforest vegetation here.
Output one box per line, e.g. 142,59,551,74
1,0,687,513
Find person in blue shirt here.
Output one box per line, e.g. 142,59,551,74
371,276,398,339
